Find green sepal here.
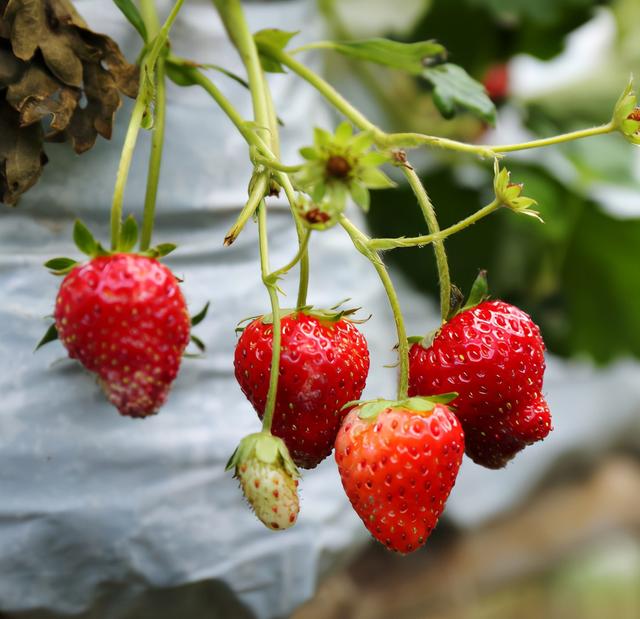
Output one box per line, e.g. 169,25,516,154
119,215,139,253
259,303,367,327
612,76,640,143
493,160,541,220
35,323,58,351
189,334,206,352
349,181,370,212
462,270,489,311
73,219,98,257
191,301,210,327
351,394,459,421
225,432,300,479
44,257,77,276
141,243,177,258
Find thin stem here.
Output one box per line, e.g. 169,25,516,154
402,165,451,321
369,199,501,250
224,174,269,246
257,203,282,432
262,44,378,135
140,56,167,251
139,0,161,34
270,229,311,280
485,122,615,153
340,216,409,399
110,95,146,249
252,154,303,173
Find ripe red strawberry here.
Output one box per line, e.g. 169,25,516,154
228,432,300,530
409,299,551,469
54,254,191,417
335,397,464,554
234,310,370,469
483,63,510,102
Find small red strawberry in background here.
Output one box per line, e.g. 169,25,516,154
409,272,552,469
335,395,464,554
235,308,370,468
482,62,510,103
227,432,300,530
38,218,206,418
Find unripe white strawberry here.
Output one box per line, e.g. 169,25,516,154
227,432,300,530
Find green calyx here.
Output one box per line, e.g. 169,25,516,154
493,160,541,221
612,77,640,144
408,270,490,348
226,432,300,479
44,218,177,276
343,393,458,421
294,122,395,216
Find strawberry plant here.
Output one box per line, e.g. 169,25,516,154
5,0,639,553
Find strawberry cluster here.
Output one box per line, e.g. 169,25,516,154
229,274,552,553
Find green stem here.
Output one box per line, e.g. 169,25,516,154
369,199,501,250
110,95,146,249
269,229,311,281
252,154,303,173
402,165,451,321
139,0,161,33
257,203,282,432
485,122,615,153
277,173,310,308
212,0,272,148
224,174,269,246
140,56,167,251
340,216,409,399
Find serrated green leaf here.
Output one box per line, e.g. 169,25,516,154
422,63,496,125
320,38,446,75
44,257,77,274
73,220,97,257
350,181,370,212
119,215,139,252
112,0,148,42
35,323,58,351
191,301,210,327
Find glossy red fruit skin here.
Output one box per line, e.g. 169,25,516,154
335,404,464,554
55,254,191,418
408,300,551,469
234,313,370,469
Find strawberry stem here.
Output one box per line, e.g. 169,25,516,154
340,216,409,399
402,165,451,322
257,203,282,432
139,0,166,251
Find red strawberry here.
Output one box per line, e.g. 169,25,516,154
234,310,370,469
409,299,551,469
54,254,191,417
335,397,464,554
483,63,510,102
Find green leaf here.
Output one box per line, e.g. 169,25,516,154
254,29,299,73
165,61,198,86
44,257,77,275
35,323,58,351
422,63,496,124
191,302,210,327
119,215,139,253
112,0,148,42
73,220,98,257
319,38,446,75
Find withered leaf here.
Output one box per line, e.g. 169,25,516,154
0,0,138,203
0,99,47,205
